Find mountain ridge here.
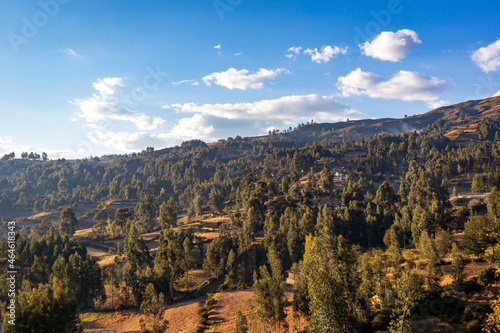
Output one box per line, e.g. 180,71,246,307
251,95,500,145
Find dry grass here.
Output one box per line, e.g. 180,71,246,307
82,297,205,333
211,289,257,332
463,262,495,279
203,216,230,224
74,228,93,238
28,211,54,220
81,287,308,333
86,247,109,257
176,269,211,292
194,230,220,242
412,317,456,333
97,255,118,268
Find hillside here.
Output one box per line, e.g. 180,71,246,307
1,95,500,333
275,95,500,145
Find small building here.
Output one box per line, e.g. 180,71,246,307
285,270,296,285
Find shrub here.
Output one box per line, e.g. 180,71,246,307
371,310,391,330
466,319,482,333
477,267,499,288
462,303,492,322
461,278,484,294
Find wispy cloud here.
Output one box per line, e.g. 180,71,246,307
337,68,448,108
172,79,200,86
214,44,221,49
74,77,165,130
288,46,302,54
202,67,287,90
60,48,80,57
88,130,166,152
359,29,421,62
286,45,348,63
472,38,500,73
304,45,349,63
286,46,303,60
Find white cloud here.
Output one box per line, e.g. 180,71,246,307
161,95,361,141
164,94,360,121
89,131,166,152
60,48,79,57
285,46,302,61
92,77,124,96
76,97,165,130
304,45,349,63
0,137,18,157
234,52,243,56
359,29,421,62
172,79,199,86
493,90,500,97
472,38,500,73
214,44,221,49
426,100,449,109
160,114,216,140
202,67,287,90
288,46,302,54
75,78,165,130
0,136,70,159
0,136,13,145
337,68,447,107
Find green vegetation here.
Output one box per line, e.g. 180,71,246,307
0,105,500,332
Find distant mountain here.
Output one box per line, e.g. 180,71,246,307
154,96,500,154
275,95,500,145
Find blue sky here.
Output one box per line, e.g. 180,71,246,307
0,0,499,158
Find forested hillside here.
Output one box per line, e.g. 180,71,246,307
1,96,500,332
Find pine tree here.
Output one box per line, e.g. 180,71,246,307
159,197,179,229
302,233,363,332
389,268,422,333
154,227,185,300
58,206,78,238
183,236,195,288
139,283,168,333
418,231,442,292
387,226,403,269
235,310,249,333
450,243,465,284
254,250,287,332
